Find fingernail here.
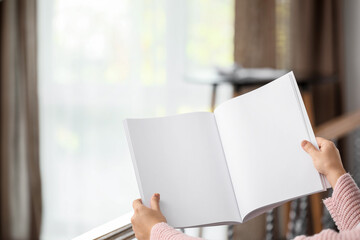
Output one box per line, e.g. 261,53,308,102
301,140,307,147
154,193,160,198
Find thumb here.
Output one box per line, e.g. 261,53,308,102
301,140,319,156
150,193,161,211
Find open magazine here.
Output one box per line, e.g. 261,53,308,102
124,72,328,228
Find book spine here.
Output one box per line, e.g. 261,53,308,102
213,115,243,223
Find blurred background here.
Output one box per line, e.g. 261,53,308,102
1,0,360,239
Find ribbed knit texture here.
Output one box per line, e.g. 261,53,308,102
293,228,360,240
323,173,360,231
151,222,202,240
150,174,360,240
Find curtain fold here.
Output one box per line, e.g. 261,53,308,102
0,0,42,239
289,0,344,125
234,0,276,68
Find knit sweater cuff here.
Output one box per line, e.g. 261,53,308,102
150,223,202,240
151,222,174,239
323,173,360,231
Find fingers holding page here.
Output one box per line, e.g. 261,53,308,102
301,138,346,189
131,194,167,240
301,140,319,157
132,199,143,210
315,137,328,148
151,193,161,211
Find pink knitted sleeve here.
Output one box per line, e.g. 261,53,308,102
151,174,360,240
294,173,360,240
323,173,360,231
150,222,202,240
293,228,360,240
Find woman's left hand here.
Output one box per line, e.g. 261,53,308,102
131,193,167,240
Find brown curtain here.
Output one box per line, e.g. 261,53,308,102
234,0,276,68
0,0,42,239
233,0,344,239
234,0,344,124
289,0,344,125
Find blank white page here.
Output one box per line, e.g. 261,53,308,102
214,72,324,220
124,112,241,228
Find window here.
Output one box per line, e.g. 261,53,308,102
38,0,233,239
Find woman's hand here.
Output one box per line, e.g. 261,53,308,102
301,137,346,189
131,193,167,240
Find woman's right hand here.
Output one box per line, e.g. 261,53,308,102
301,137,346,189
